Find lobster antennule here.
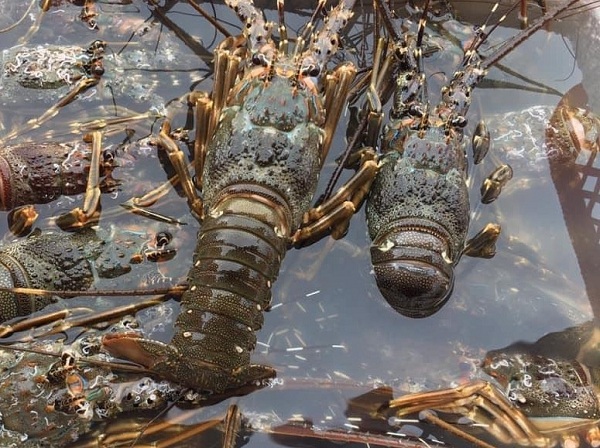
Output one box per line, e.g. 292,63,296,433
482,0,582,70
293,0,326,59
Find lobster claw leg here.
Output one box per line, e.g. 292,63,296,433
102,332,276,394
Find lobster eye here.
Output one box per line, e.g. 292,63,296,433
303,65,320,77
252,53,268,67
91,61,105,77
156,231,172,248
452,116,468,128
102,148,116,163
409,104,423,117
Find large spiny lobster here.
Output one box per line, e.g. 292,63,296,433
360,0,565,318
100,0,377,394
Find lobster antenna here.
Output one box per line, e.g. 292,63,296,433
0,343,152,372
415,0,430,124
416,0,430,49
560,0,600,19
477,2,513,48
459,1,510,68
482,0,581,69
295,0,327,57
0,285,186,297
292,0,319,82
373,0,403,43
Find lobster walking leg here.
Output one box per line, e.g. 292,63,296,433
55,130,103,231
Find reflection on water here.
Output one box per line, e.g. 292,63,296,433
0,0,598,446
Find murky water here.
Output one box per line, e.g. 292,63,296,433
0,0,598,446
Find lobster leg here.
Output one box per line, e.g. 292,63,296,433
382,380,552,447
194,35,245,190
156,121,204,219
0,296,170,340
293,147,379,246
144,37,246,219
7,205,39,237
55,131,103,231
321,63,358,161
462,223,501,258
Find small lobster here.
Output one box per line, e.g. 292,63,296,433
102,0,377,394
361,0,555,318
0,226,175,323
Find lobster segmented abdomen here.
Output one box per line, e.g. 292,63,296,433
172,195,288,372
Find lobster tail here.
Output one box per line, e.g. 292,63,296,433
367,150,469,318
370,224,454,318
169,194,288,388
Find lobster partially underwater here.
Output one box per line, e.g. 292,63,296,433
374,321,600,448
0,226,176,323
359,0,572,318
101,0,377,394
0,140,115,213
0,315,195,447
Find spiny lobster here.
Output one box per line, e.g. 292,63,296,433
102,0,378,394
0,226,175,323
360,0,559,318
378,321,600,448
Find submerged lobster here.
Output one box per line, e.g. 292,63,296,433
102,0,376,394
0,226,175,323
0,315,194,447
361,0,551,318
375,321,600,448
